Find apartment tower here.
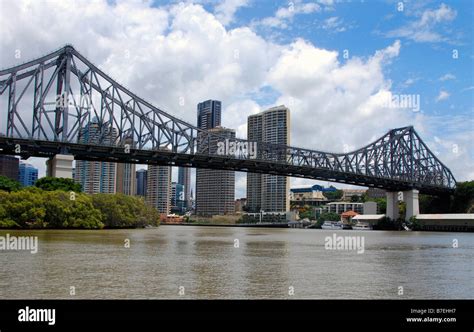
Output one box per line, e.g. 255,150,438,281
246,105,290,212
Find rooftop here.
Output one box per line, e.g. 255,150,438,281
341,210,359,217
353,214,385,220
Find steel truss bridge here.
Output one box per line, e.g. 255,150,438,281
0,46,456,195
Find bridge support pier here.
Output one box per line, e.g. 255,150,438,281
385,189,420,221
386,191,400,220
46,154,74,178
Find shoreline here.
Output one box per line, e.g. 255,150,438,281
160,222,289,228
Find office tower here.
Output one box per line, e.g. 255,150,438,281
74,119,117,194
18,162,38,187
146,164,171,215
171,182,185,213
195,127,235,216
115,137,136,196
246,105,290,212
197,100,221,130
177,167,191,210
136,169,147,196
195,99,235,216
0,155,19,181
116,163,136,196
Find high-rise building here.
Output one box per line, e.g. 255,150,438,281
197,100,221,130
171,182,185,213
177,167,191,210
74,119,117,194
146,164,171,215
0,155,19,181
247,105,290,212
195,99,235,216
136,169,147,196
195,126,235,216
116,137,136,196
18,163,38,187
116,162,136,196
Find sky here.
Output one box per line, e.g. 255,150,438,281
0,0,472,198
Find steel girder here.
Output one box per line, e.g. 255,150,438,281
0,46,456,194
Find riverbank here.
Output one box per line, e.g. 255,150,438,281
161,222,288,228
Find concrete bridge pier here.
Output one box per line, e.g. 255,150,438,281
46,154,74,178
385,189,420,221
404,189,420,221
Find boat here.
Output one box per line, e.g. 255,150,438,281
402,223,412,231
352,222,373,230
321,221,344,230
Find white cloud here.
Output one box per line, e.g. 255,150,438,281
258,1,320,29
317,0,335,5
214,0,249,26
386,3,457,43
439,73,456,81
436,90,450,102
402,78,417,87
320,16,347,32
221,99,261,138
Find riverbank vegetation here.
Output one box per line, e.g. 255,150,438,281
0,176,160,229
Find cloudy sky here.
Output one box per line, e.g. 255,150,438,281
0,0,472,198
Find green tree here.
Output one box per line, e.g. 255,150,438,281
299,208,314,220
35,177,82,192
0,187,46,228
0,176,22,192
43,191,103,229
324,190,343,200
0,188,103,229
92,194,160,228
452,181,474,213
0,192,17,228
351,195,361,202
419,194,450,213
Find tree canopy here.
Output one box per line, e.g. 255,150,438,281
35,177,82,192
91,194,160,228
0,176,21,192
324,190,343,200
0,188,159,229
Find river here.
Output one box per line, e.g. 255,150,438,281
0,226,473,299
